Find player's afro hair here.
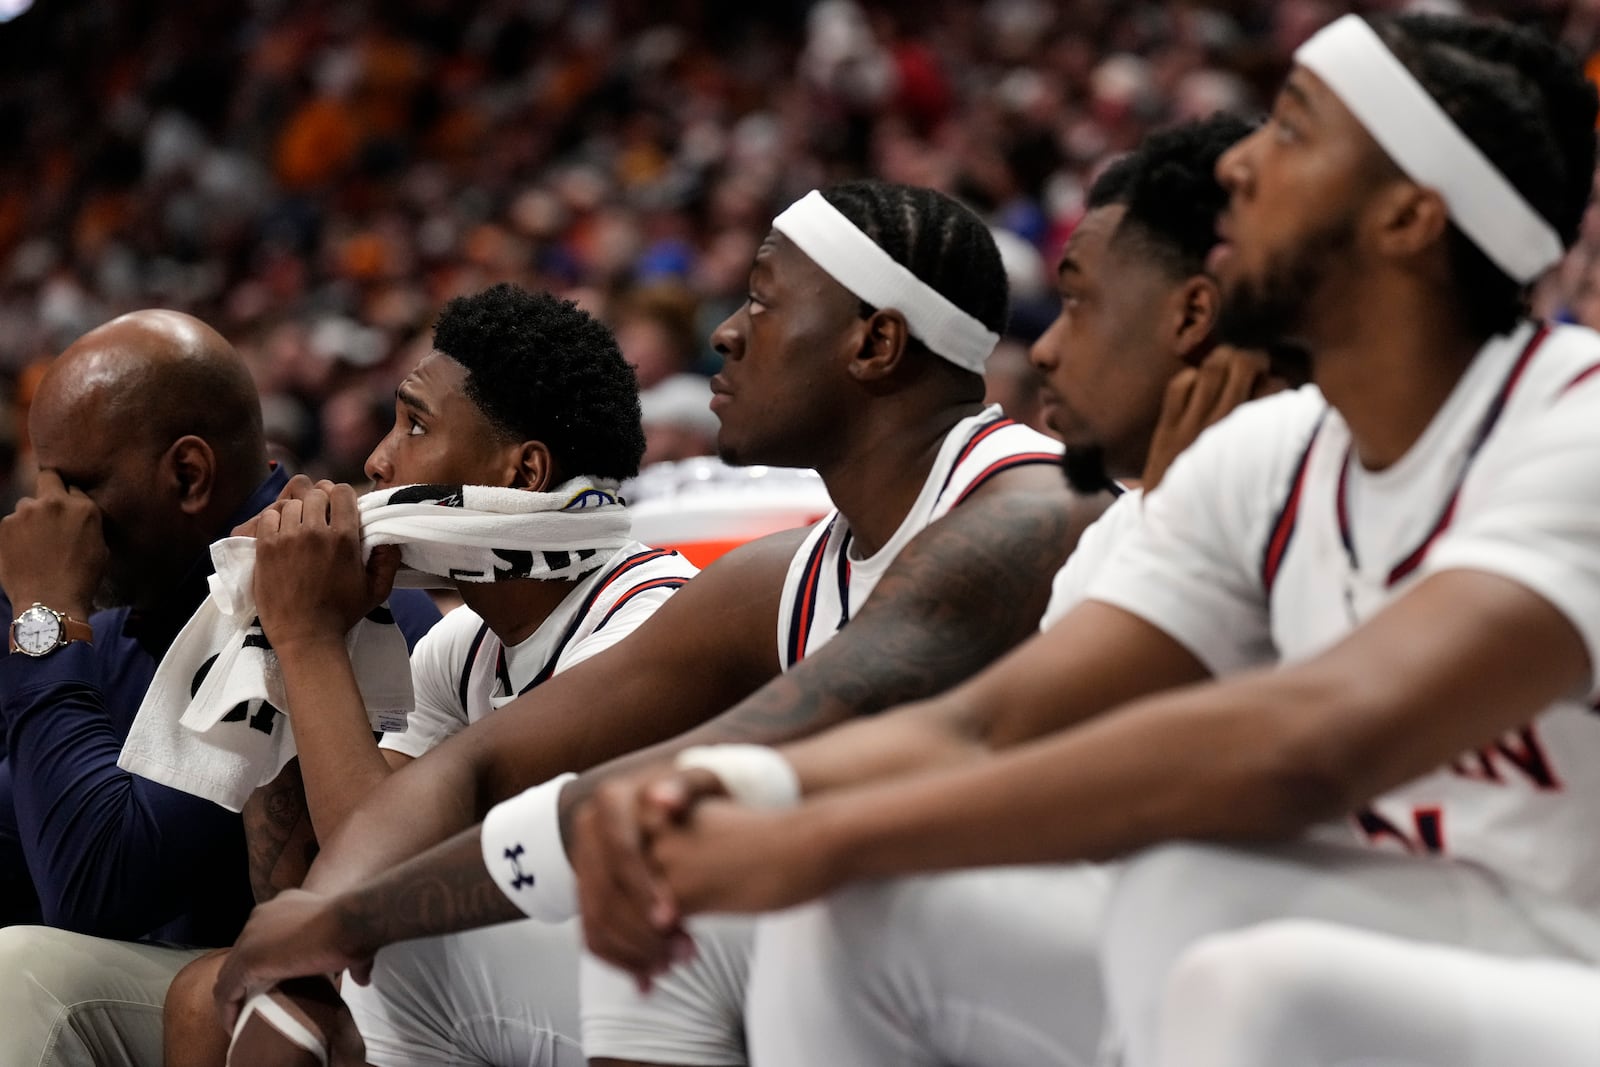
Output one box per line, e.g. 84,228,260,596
1377,14,1598,337
432,284,646,482
1087,113,1256,278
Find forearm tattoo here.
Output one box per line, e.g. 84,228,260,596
242,760,320,902
334,831,520,950
707,489,1091,743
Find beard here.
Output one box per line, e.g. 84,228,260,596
92,567,139,612
1060,445,1115,495
1265,342,1313,388
1216,216,1355,351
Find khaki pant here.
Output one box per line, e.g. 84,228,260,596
0,925,209,1067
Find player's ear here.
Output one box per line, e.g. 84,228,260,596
1172,275,1221,360
511,440,556,492
167,435,216,515
1373,182,1450,263
849,308,912,383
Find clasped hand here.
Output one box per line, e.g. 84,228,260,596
234,476,400,651
570,767,831,988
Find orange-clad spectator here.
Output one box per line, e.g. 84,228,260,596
274,95,360,191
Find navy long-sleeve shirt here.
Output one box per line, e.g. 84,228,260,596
0,468,440,946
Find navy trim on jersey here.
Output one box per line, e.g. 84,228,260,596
1336,323,1550,587
833,529,854,632
785,518,838,669
593,577,689,633
952,452,1063,506
495,647,512,694
934,416,1018,499
788,421,1053,661
458,620,493,716
1260,412,1328,597
523,547,684,690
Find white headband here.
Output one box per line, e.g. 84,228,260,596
1295,14,1564,284
771,190,1000,373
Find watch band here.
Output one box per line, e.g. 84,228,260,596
59,616,94,646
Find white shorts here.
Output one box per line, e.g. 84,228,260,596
744,865,1113,1067
1160,920,1600,1067
341,918,583,1067
580,914,754,1065
1103,840,1600,1067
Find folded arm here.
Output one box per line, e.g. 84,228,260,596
298,531,795,897
565,472,1094,807
0,643,249,939
656,570,1591,912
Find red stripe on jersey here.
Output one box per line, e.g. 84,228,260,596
935,416,1019,499
595,548,678,597
1560,361,1600,395
786,520,836,668
951,453,1062,506
1383,324,1550,587
594,577,688,632
524,547,682,690
954,417,1019,469
1260,416,1326,596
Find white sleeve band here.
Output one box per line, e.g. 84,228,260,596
675,744,801,809
480,772,580,923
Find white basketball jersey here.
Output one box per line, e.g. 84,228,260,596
1089,321,1600,928
385,543,697,758
776,405,1062,669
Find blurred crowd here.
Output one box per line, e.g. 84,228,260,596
0,0,1594,505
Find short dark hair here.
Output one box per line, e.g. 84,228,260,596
1377,14,1597,337
432,284,646,482
1088,113,1256,277
819,181,1008,375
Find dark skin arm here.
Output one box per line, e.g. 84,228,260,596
211,531,794,1026
294,529,795,897
216,470,1093,1017
566,469,1098,975
650,571,1590,915
240,760,319,903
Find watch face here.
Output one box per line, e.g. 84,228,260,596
14,605,64,656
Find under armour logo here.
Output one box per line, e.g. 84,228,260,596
504,844,536,890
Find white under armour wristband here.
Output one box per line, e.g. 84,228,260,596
480,773,580,923
675,744,801,810
1295,15,1563,284
772,190,1000,374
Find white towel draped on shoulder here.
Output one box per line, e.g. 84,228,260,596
118,478,631,811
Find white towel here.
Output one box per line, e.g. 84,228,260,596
118,539,414,812
362,480,631,587
118,478,632,811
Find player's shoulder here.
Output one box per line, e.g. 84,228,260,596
596,541,702,584
944,407,1062,471
1520,321,1600,402
1086,487,1148,547
1162,386,1327,492
1210,383,1327,441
